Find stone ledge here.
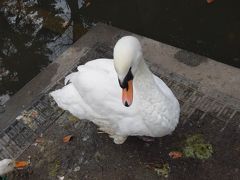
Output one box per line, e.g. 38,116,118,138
0,23,239,179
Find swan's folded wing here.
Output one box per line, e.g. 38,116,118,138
153,74,176,99
82,58,114,73
50,83,100,120
69,59,137,120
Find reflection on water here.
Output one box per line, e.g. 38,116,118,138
0,0,240,101
0,0,93,98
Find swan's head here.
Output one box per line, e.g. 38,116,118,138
113,36,143,107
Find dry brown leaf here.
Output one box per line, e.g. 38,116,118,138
207,0,215,4
30,110,38,118
169,151,183,159
35,138,44,144
86,2,91,7
15,161,29,168
63,135,73,143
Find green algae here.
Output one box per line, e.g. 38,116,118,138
147,163,170,178
48,160,61,177
68,114,79,123
183,134,213,160
154,163,170,178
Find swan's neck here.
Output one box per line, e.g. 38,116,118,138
134,59,170,106
134,59,158,91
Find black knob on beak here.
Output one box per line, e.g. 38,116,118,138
118,68,133,90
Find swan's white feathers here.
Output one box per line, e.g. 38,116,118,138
50,36,180,143
50,83,97,120
52,58,143,135
0,159,15,176
153,75,177,101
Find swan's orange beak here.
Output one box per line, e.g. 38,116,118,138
122,80,133,107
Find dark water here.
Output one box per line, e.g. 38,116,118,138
0,0,240,99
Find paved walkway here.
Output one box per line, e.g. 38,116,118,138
0,23,239,179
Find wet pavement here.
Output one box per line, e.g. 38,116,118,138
0,24,239,179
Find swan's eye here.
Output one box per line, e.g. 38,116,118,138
125,67,133,81
118,68,133,89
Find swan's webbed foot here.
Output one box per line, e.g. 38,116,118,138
98,126,114,135
97,127,127,144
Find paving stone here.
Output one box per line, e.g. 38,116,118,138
0,24,239,179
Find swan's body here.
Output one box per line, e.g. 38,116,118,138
0,159,15,176
50,36,180,144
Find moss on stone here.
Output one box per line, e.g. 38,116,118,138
183,134,213,160
154,163,170,178
48,160,61,177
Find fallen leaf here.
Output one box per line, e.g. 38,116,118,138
169,151,183,159
35,138,44,144
207,0,215,4
15,161,29,168
30,110,38,118
28,168,34,174
62,21,69,28
86,2,91,7
63,135,73,143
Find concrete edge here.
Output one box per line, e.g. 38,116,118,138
1,22,239,129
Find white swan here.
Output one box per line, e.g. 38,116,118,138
0,159,15,176
0,159,29,177
50,36,180,144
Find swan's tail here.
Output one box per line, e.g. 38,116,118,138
50,84,86,119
